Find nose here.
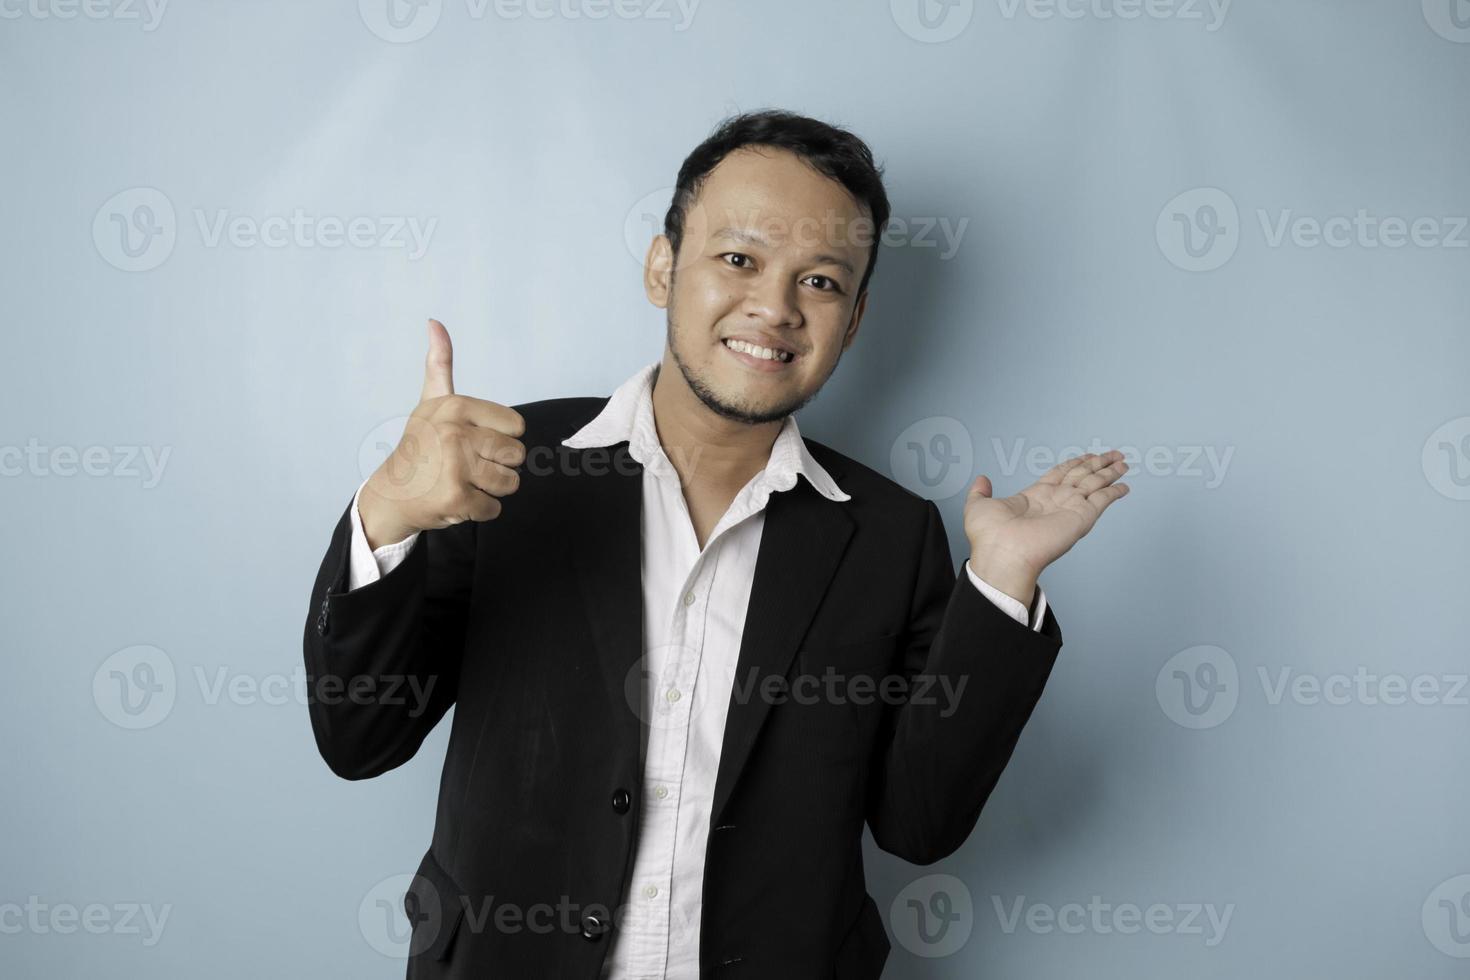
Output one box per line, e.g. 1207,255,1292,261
741,272,803,330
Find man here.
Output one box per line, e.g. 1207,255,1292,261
303,109,1129,979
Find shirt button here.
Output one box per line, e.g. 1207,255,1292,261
654,785,669,800
644,885,658,899
682,590,696,607
665,688,681,703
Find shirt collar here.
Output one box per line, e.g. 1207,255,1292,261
561,361,850,503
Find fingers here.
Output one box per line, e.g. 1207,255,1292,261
445,488,503,525
1086,481,1130,514
442,429,522,495
465,459,520,499
1074,458,1129,494
440,455,515,524
1038,451,1104,485
466,428,526,468
421,318,455,401
414,320,525,437
436,395,527,436
1062,450,1122,485
378,318,529,532
1038,450,1123,486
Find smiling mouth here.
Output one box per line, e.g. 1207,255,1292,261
721,337,796,364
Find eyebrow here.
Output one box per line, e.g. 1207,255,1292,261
711,226,857,275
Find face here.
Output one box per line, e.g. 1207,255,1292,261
644,146,873,426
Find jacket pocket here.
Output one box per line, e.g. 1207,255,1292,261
404,848,468,962
832,893,891,979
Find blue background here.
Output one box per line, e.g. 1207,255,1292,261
3,0,1468,976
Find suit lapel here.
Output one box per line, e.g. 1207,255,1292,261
567,438,856,822
570,443,648,772
709,480,855,825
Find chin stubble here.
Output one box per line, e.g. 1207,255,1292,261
666,311,832,426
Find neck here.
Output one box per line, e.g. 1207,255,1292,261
650,349,783,492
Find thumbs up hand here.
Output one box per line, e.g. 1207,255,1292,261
358,319,527,549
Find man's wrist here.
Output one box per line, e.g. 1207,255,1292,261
358,481,417,551
966,553,1038,609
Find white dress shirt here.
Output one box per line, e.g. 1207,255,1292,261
345,363,1048,978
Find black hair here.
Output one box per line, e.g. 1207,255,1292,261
664,109,891,297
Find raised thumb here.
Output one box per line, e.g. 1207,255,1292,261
421,317,454,400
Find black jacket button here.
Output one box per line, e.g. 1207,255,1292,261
611,788,631,814
580,913,606,941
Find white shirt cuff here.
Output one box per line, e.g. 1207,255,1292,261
964,560,1047,632
347,480,420,591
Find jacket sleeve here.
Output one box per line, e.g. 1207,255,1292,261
865,499,1063,865
301,497,477,780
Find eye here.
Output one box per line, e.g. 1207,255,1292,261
804,275,842,293
721,252,754,269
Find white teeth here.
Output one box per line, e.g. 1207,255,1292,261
723,338,793,362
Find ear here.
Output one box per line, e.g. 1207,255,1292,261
841,289,870,350
644,235,674,308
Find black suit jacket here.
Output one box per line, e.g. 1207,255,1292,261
303,394,1063,979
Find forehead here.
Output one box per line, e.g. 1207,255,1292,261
686,146,871,257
